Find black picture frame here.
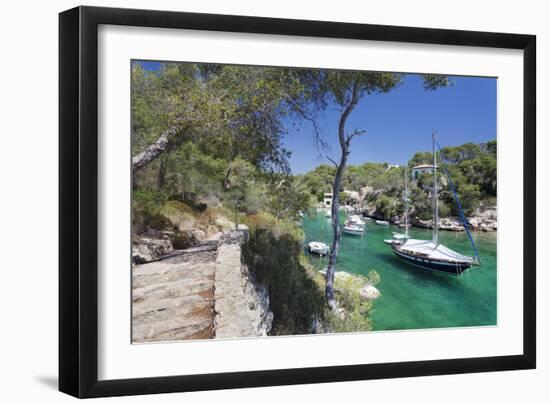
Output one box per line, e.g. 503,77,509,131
59,5,536,398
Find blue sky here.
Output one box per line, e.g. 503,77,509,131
284,74,496,174
136,61,496,174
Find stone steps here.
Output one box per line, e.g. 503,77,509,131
132,241,217,343
132,229,272,343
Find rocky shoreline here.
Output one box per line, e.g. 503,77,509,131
362,207,497,232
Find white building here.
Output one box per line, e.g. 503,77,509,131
411,164,436,180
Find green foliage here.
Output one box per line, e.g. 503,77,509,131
366,269,381,286
323,71,404,106
421,74,454,91
301,164,336,200
133,188,170,232
171,231,196,249
375,194,396,220
242,228,325,335
458,155,497,196
325,270,380,333
485,139,497,156
456,183,481,216
408,186,432,220
243,227,380,335
222,159,268,225
339,191,350,205
268,175,314,220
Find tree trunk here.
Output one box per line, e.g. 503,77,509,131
157,154,167,191
325,82,360,310
325,151,348,310
132,124,185,171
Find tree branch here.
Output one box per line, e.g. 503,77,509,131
287,99,328,152
346,128,367,148
325,155,339,167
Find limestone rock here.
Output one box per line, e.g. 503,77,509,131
132,236,173,264
213,237,273,339
132,242,218,342
360,284,381,300
191,229,206,240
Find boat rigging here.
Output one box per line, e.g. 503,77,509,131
385,133,480,275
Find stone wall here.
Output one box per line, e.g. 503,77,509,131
213,226,273,338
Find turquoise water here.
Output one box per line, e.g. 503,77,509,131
302,211,497,331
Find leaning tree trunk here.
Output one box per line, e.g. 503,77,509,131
132,124,187,171
325,90,358,310
325,151,349,310
157,154,167,191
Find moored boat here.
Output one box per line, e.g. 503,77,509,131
342,214,366,236
387,133,480,275
308,241,330,255
342,223,364,236
391,239,475,274
376,220,390,226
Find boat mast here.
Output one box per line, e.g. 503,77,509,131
432,132,439,245
404,170,409,239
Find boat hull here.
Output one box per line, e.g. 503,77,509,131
342,227,364,236
392,247,472,275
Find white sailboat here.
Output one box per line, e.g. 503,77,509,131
386,133,480,275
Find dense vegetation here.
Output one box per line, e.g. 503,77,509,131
242,226,379,335
300,140,496,220
132,62,316,232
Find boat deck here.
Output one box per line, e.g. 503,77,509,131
396,239,475,264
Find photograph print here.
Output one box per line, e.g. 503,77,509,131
131,60,497,343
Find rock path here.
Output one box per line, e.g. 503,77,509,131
132,241,218,342
213,243,272,338
132,229,272,343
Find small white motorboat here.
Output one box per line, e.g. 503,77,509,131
342,223,364,236
376,220,390,226
348,214,365,227
308,241,330,255
342,215,365,236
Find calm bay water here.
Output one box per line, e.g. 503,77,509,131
302,211,497,331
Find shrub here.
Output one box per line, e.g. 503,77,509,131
242,228,325,335
171,231,196,249
196,209,217,230
325,270,379,333
133,188,170,233
375,194,396,220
